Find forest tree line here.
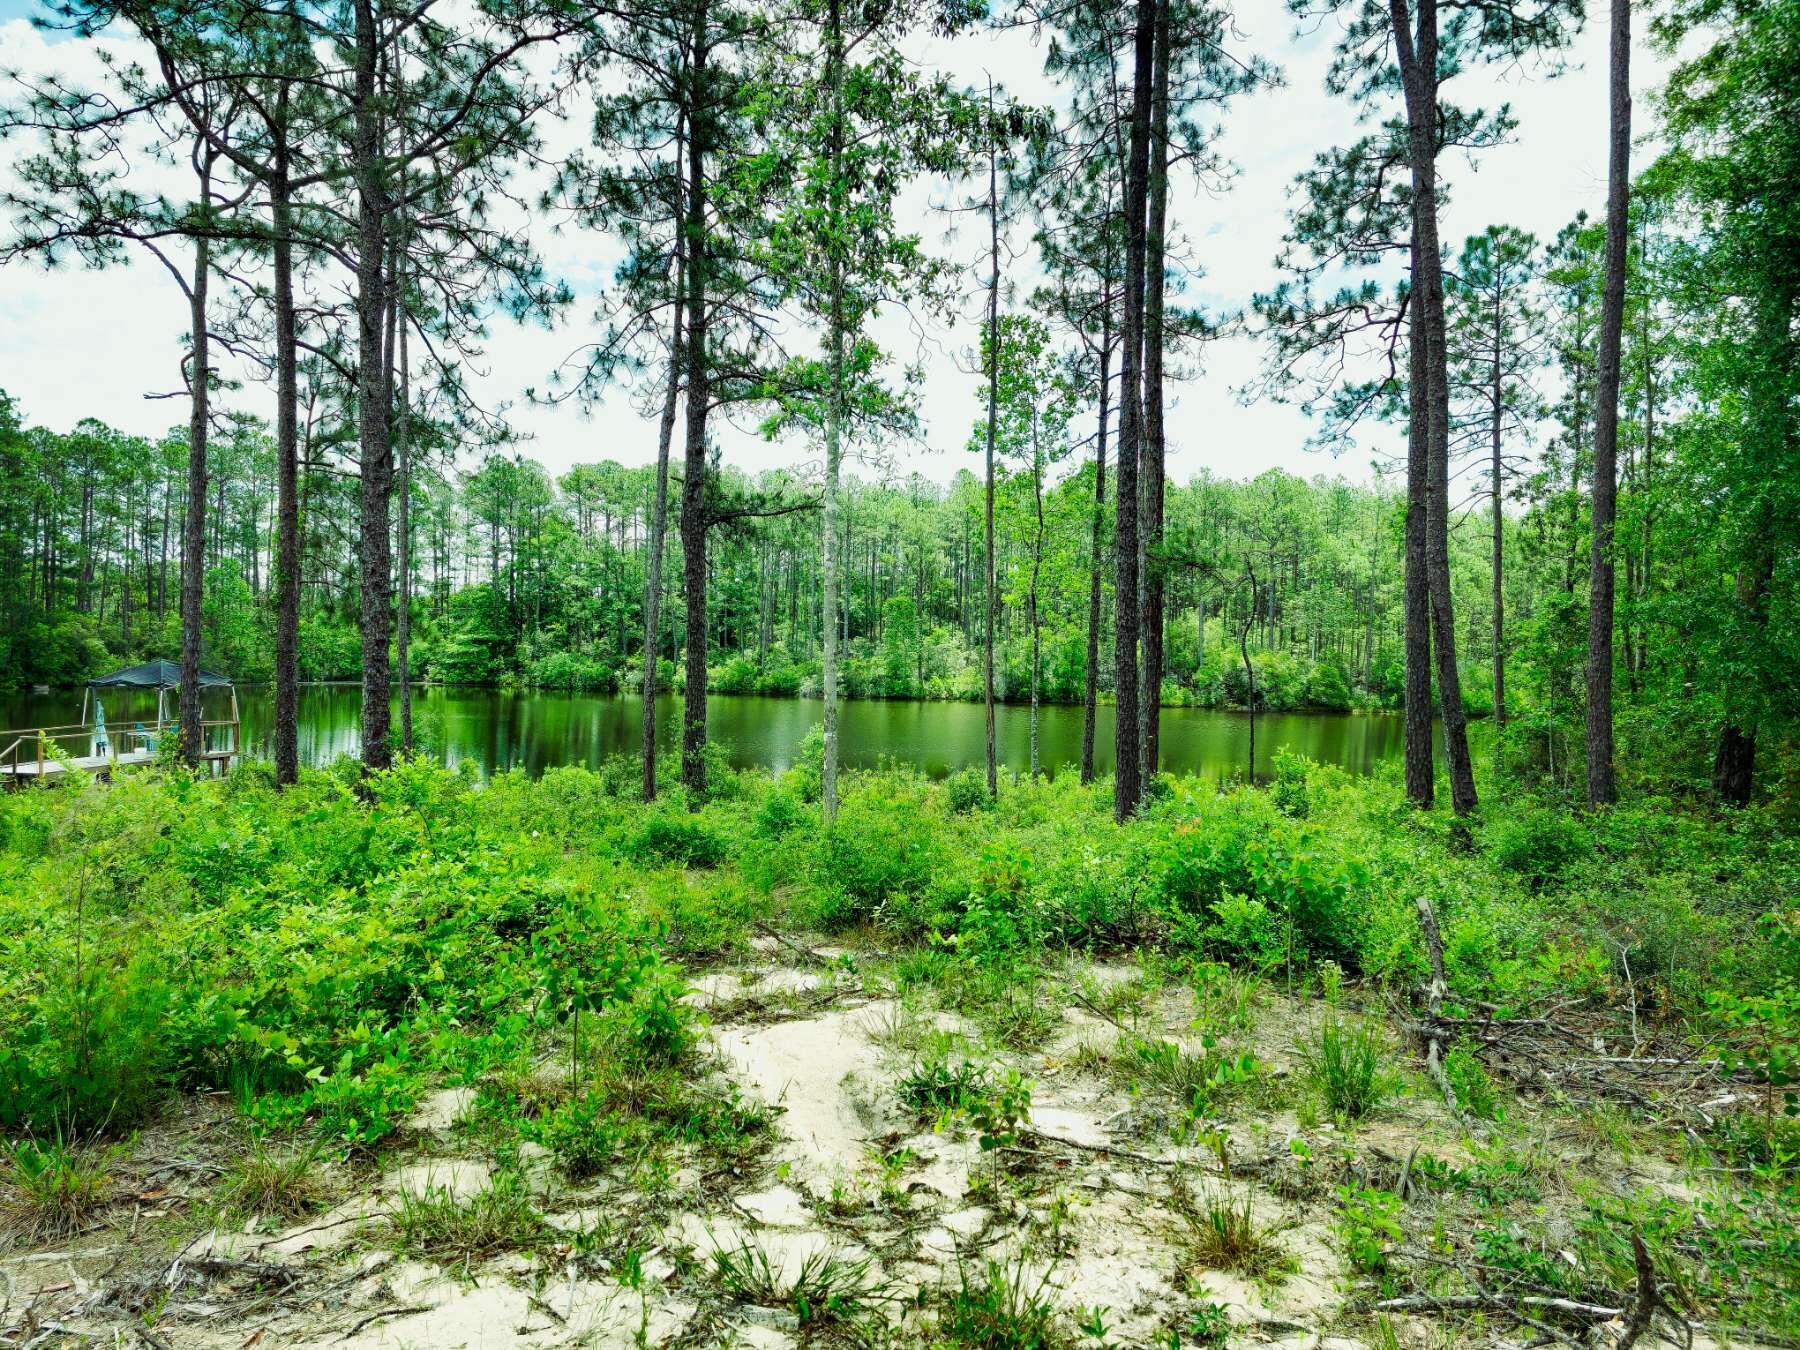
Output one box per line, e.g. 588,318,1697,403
0,0,1793,818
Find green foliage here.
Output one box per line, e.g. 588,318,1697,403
898,1055,995,1122
1335,1184,1403,1276
524,1093,619,1181
1,1138,116,1242
632,810,729,868
1708,912,1800,1123
1298,1010,1395,1122
1483,807,1590,891
1443,1046,1504,1122
389,1169,547,1261
945,767,991,814
938,1252,1065,1349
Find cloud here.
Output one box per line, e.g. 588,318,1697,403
0,2,1656,489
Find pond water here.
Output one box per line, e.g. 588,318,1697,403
2,684,1406,784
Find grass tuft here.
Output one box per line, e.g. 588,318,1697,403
1182,1183,1292,1281
709,1236,884,1327
388,1169,547,1261
938,1252,1067,1349
1297,1009,1395,1121
1,1140,115,1244
223,1140,329,1221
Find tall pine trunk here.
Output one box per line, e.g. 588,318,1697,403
1139,0,1170,785
981,90,1000,801
641,154,684,802
396,284,413,756
272,114,301,786
1029,416,1044,779
1080,304,1111,785
180,150,215,768
1112,0,1154,822
1393,0,1475,814
1489,320,1506,736
353,0,394,774
1403,298,1434,807
822,0,847,823
679,1,712,800
1586,0,1631,807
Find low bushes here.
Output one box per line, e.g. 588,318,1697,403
0,745,1788,1161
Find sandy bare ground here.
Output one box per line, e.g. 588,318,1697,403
0,943,1737,1348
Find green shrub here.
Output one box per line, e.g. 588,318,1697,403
1444,1046,1503,1121
0,950,170,1134
755,787,806,837
632,810,728,868
945,767,991,814
526,1093,619,1180
1483,807,1590,891
814,784,943,928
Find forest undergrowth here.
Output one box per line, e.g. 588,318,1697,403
0,752,1795,1346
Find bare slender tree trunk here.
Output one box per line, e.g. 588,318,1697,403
1403,303,1435,807
1586,0,1631,806
1240,561,1257,784
1393,0,1475,814
642,165,684,803
1112,0,1154,821
1080,308,1111,786
1490,291,1506,737
982,86,1000,801
1139,0,1170,786
354,0,394,774
822,2,847,823
396,283,413,756
180,150,216,768
679,2,712,800
1029,417,1044,780
273,119,301,786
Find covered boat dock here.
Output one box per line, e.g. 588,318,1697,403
0,660,240,786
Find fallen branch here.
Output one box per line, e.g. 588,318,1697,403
1414,896,1472,1128
753,923,836,969
1373,1293,1622,1321
338,1305,433,1340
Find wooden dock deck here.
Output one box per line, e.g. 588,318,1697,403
0,749,156,780
0,717,239,788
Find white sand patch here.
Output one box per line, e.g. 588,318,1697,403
338,1262,692,1348
409,1086,475,1134
713,1006,890,1189
736,1184,814,1227
385,1158,493,1201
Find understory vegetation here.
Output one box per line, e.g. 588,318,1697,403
1,752,1795,1343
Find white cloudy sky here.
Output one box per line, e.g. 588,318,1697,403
0,0,1661,489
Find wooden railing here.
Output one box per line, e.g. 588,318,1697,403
0,705,241,784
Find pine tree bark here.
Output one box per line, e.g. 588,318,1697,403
180,150,215,768
1586,0,1631,807
1112,0,1154,821
642,155,684,803
272,111,300,786
353,0,393,774
981,85,1000,801
1080,304,1111,786
679,0,712,800
1490,322,1506,735
1403,294,1435,807
1139,0,1170,786
822,0,847,823
1393,0,1475,814
396,282,413,757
